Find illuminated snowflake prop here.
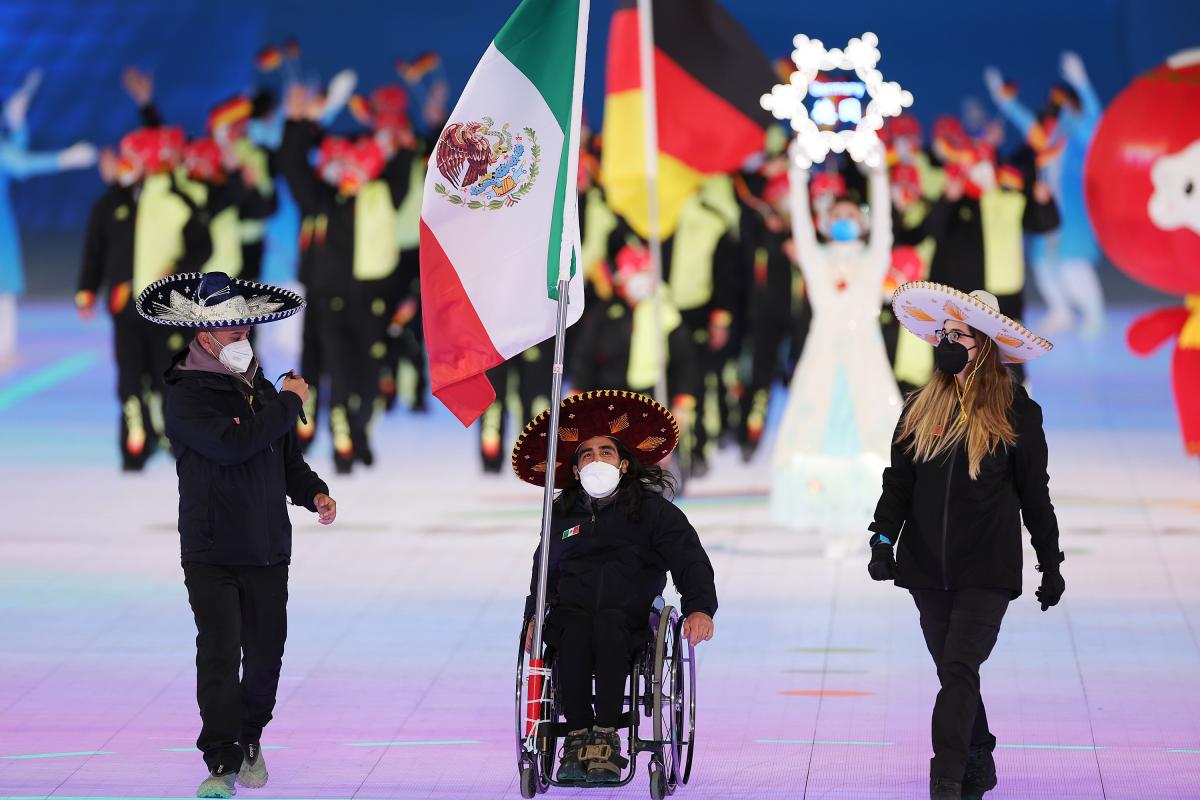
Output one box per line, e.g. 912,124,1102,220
761,32,913,169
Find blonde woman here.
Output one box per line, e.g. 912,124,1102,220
866,283,1065,800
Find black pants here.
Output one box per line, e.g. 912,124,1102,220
739,296,809,451
240,241,264,283
319,292,379,468
184,563,289,775
479,343,553,471
545,607,642,731
297,290,325,452
112,307,168,469
679,307,737,464
911,588,1009,781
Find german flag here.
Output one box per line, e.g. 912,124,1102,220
397,52,441,85
601,0,775,239
208,96,253,132
256,45,283,73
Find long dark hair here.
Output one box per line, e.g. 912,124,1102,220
898,324,1017,479
554,437,676,520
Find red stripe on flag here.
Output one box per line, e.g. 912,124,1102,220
419,221,503,427
655,51,764,174
606,9,639,94
605,9,763,175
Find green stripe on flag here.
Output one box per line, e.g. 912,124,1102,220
495,0,580,300
494,0,578,132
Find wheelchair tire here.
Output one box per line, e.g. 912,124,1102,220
649,763,668,800
651,607,682,793
519,760,538,799
676,616,697,785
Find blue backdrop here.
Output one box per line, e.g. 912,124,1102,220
2,0,1196,294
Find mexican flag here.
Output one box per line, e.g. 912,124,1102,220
420,0,588,426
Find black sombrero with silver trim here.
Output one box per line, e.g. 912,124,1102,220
137,272,304,328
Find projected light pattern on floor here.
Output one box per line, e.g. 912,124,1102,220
1,302,1198,799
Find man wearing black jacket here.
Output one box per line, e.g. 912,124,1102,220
513,391,715,785
278,84,414,472
138,271,335,798
76,138,213,471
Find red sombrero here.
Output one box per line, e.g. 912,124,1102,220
511,390,679,488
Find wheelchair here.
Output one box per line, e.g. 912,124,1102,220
515,598,697,799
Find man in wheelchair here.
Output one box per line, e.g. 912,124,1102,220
514,390,718,785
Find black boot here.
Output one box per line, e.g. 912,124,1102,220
930,778,962,800
962,745,997,795
583,726,626,784
555,728,589,782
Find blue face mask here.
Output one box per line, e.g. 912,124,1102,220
829,217,862,242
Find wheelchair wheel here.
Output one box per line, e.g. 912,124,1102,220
515,620,556,794
675,615,697,785
649,762,668,800
651,606,682,793
519,760,538,799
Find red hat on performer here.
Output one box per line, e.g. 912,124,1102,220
120,126,185,174
184,138,225,183
891,163,922,206
881,115,923,146
809,171,846,204
762,170,791,207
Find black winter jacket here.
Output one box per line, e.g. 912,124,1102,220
525,491,718,621
163,351,328,566
869,386,1061,597
278,120,412,296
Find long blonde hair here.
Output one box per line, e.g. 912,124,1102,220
898,328,1017,478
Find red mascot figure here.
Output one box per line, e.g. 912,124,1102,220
1085,48,1200,456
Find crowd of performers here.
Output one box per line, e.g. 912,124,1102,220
49,47,1105,477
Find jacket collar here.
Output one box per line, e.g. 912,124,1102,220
165,344,263,392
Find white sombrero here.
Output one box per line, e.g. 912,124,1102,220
892,282,1053,364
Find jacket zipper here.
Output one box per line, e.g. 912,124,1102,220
591,501,604,610
942,447,957,591
246,382,272,566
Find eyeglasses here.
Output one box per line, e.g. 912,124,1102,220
934,329,976,345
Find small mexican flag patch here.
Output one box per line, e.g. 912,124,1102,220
562,525,581,540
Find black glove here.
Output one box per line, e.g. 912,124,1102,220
867,544,896,581
1035,565,1065,611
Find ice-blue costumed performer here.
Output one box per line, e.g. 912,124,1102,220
0,69,97,366
985,51,1106,336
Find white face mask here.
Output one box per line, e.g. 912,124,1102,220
622,272,654,305
215,338,254,374
579,461,622,498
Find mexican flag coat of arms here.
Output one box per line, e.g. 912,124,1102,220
420,0,586,426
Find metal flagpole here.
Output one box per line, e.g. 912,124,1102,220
526,0,590,745
636,0,668,406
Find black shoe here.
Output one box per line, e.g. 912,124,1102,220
555,728,589,782
689,456,710,480
962,745,997,794
356,443,375,467
583,726,626,784
930,778,962,800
